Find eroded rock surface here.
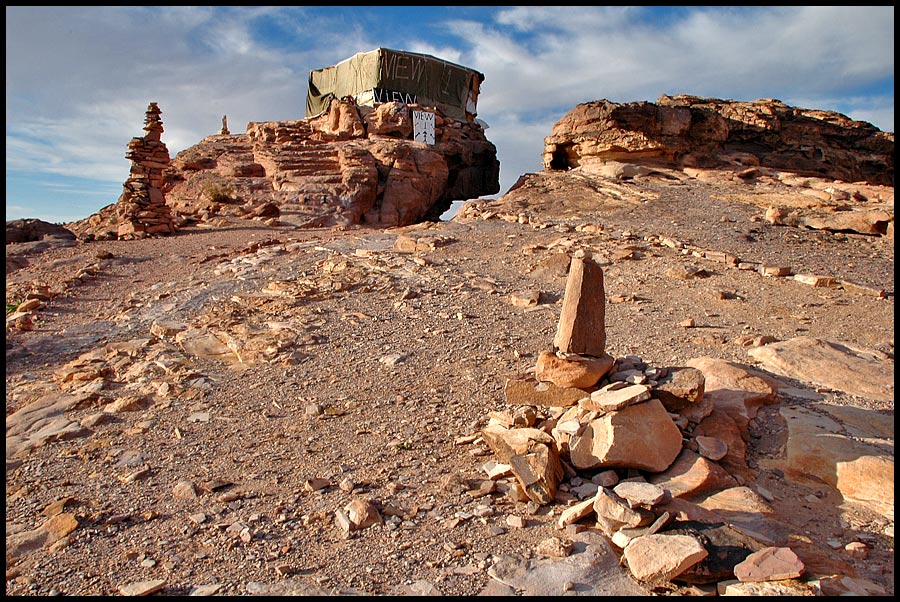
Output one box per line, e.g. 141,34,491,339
543,94,893,186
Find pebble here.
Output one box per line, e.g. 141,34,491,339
844,542,868,559
506,515,526,529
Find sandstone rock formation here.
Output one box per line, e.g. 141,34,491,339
160,99,499,229
5,219,75,245
543,94,893,186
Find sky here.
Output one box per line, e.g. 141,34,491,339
5,5,895,224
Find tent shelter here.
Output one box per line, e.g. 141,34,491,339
306,48,484,122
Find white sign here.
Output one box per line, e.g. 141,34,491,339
413,110,435,145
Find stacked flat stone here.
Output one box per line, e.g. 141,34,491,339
114,102,176,239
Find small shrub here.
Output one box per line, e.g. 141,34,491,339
7,299,22,316
201,181,235,204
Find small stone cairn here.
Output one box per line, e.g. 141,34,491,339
478,251,814,592
114,102,176,239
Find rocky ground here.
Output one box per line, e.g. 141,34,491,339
5,166,894,596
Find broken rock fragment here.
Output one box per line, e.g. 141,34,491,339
651,366,705,412
509,442,563,506
568,399,682,472
480,424,556,463
622,533,708,584
581,382,650,413
733,546,805,582
504,375,591,407
593,487,655,529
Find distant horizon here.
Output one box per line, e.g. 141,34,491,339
6,6,894,224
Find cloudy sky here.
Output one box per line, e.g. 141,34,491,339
6,6,895,224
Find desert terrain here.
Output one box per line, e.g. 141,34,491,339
5,96,894,596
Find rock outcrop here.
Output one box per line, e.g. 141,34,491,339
543,94,893,186
160,99,499,229
5,219,75,245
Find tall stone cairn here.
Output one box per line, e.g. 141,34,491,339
114,102,176,239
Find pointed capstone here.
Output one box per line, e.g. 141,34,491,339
553,256,606,357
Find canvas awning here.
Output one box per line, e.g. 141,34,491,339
306,48,484,122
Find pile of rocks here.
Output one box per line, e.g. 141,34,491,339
473,252,855,594
112,102,176,240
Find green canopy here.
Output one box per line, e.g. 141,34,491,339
306,48,484,122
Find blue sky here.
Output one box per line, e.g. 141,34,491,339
6,6,895,224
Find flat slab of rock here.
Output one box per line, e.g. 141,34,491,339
6,513,79,561
613,481,666,508
761,405,893,518
734,546,805,582
717,578,815,596
583,383,651,412
696,486,785,545
6,391,93,461
800,209,892,236
622,533,708,584
487,530,647,595
176,328,241,363
505,376,591,407
119,579,167,596
813,402,894,441
535,350,614,389
748,337,893,403
648,449,737,500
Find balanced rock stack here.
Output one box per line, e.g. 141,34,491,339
114,102,176,239
478,252,817,591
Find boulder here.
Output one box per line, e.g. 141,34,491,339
569,399,682,472
622,533,708,584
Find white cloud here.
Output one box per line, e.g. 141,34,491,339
494,6,639,33
450,6,894,120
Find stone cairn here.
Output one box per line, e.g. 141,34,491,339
114,102,176,239
479,251,812,592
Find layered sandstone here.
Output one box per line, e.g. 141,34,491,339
161,99,499,229
543,94,893,186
